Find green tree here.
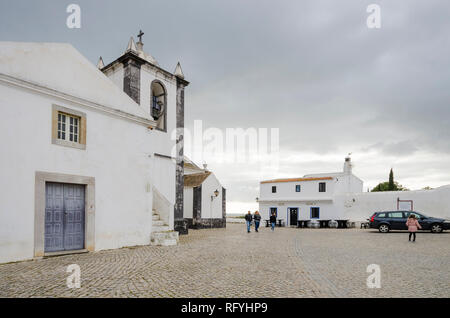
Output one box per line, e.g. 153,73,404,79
388,168,395,191
371,181,409,192
371,169,409,192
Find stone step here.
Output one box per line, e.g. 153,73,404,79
160,239,177,246
153,220,166,226
150,230,179,246
150,237,177,246
152,214,160,221
151,231,178,240
166,231,179,241
152,225,170,232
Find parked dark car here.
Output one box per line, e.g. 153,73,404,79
368,211,450,233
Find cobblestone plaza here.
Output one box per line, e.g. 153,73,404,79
0,224,448,298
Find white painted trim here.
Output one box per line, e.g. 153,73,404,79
0,72,157,128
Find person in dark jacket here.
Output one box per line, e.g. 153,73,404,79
253,211,261,232
244,211,253,233
269,212,277,231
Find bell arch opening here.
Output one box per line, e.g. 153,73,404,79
150,80,167,131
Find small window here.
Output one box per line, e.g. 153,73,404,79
295,185,301,192
57,112,80,143
319,182,326,192
311,207,320,219
389,212,404,218
272,186,277,193
377,213,386,218
52,105,86,150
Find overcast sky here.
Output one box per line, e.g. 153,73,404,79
1,0,449,213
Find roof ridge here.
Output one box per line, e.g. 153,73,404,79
260,176,333,184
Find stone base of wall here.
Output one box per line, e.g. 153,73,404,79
174,219,189,235
186,218,226,229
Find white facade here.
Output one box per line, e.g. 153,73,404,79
259,157,362,223
183,158,226,228
335,186,450,221
259,157,450,225
0,40,184,263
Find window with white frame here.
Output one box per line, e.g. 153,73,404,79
57,112,80,143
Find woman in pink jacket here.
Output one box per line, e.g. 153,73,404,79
406,214,422,242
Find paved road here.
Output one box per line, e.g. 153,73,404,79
0,224,448,297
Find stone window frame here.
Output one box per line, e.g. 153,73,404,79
52,104,86,150
34,171,95,258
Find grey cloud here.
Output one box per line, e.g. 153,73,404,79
362,141,419,157
1,0,449,211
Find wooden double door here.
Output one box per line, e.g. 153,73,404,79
45,182,85,252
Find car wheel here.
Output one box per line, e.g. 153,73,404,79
379,224,390,233
431,224,443,233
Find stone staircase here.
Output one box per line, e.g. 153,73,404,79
150,209,179,246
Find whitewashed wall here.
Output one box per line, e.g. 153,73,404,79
104,60,178,223
260,179,336,201
103,64,124,91
0,84,155,263
140,65,178,210
333,174,364,194
201,174,223,219
183,187,193,219
259,201,335,222
335,186,450,221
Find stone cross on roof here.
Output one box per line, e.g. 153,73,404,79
137,30,144,43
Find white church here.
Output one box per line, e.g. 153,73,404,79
0,34,209,264
259,157,450,227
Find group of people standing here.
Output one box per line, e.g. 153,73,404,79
244,211,422,241
244,211,277,233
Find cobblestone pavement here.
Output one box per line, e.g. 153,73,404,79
0,224,449,297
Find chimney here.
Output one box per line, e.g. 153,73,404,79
343,156,352,175
203,163,208,170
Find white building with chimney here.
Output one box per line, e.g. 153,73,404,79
259,157,450,227
0,34,190,264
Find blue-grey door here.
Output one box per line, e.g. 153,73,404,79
45,182,85,252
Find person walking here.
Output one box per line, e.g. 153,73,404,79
269,212,277,231
406,214,422,242
253,211,261,232
245,211,253,233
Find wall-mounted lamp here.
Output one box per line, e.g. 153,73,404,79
210,189,220,229
211,189,219,201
